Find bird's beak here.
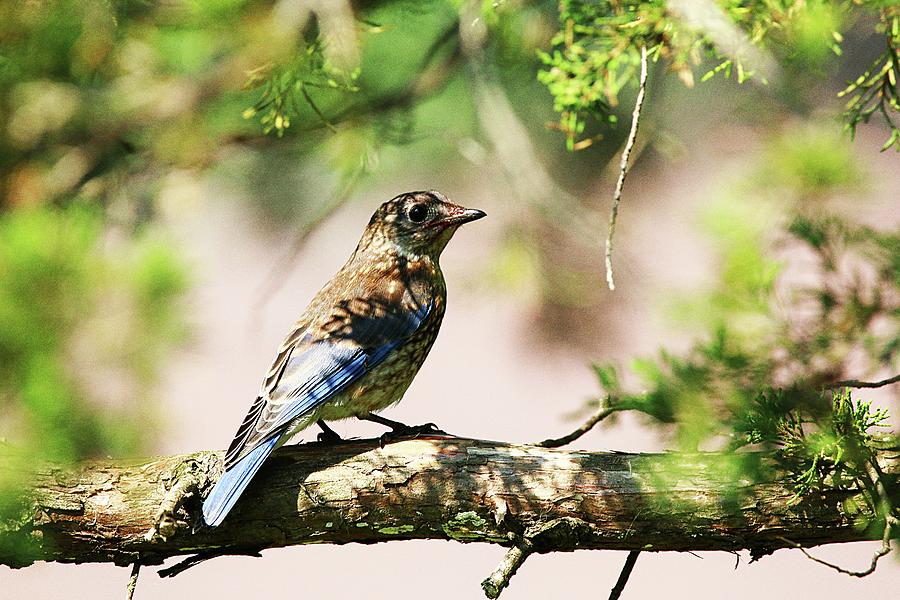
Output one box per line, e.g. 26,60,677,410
435,206,487,228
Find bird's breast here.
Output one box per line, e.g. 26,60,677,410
315,298,446,421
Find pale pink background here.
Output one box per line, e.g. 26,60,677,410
2,123,898,599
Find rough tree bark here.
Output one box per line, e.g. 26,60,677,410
1,436,896,570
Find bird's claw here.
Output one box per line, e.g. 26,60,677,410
316,430,344,444
378,422,449,448
418,422,445,434
315,420,345,444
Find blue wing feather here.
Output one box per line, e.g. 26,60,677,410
202,435,280,526
202,297,434,527
273,345,371,430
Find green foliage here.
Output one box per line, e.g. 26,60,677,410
536,0,666,149
840,7,900,151
730,386,892,530
0,205,188,459
772,389,888,499
538,0,900,151
588,123,897,521
0,204,188,552
758,124,862,194
238,1,460,139
0,0,347,211
242,41,361,137
0,4,203,563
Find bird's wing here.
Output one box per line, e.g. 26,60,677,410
223,298,433,469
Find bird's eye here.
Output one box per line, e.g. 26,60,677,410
407,203,428,223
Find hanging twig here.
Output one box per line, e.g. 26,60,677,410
608,551,641,600
605,45,650,291
825,374,900,389
126,562,141,600
777,514,895,578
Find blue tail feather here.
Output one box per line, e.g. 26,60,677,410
202,435,280,527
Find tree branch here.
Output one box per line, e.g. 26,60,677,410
825,374,900,389
2,437,897,573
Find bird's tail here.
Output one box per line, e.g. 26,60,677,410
202,435,280,527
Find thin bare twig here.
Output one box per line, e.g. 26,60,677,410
825,374,900,389
536,400,636,448
300,85,338,133
605,45,649,291
608,551,641,600
126,562,141,600
481,538,534,599
777,515,896,577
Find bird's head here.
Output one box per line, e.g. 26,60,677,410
361,191,486,259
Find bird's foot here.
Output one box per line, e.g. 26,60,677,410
316,420,345,444
378,422,448,448
317,431,343,443
359,413,449,447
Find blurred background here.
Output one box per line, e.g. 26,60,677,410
1,0,898,598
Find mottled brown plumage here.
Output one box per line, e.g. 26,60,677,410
202,190,485,526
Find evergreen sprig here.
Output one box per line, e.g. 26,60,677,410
242,41,360,137
839,7,900,151
538,0,900,151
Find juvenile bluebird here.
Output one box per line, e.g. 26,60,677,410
202,190,485,527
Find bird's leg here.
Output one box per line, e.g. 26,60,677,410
316,420,344,444
359,413,447,447
360,412,414,430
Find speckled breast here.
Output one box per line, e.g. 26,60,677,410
315,297,446,421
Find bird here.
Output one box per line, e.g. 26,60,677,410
201,190,486,527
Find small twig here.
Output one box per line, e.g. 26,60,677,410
144,472,204,542
777,515,896,578
126,562,141,600
300,85,338,133
157,549,263,578
608,550,641,600
605,45,649,291
825,374,900,389
536,400,636,448
481,538,534,599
